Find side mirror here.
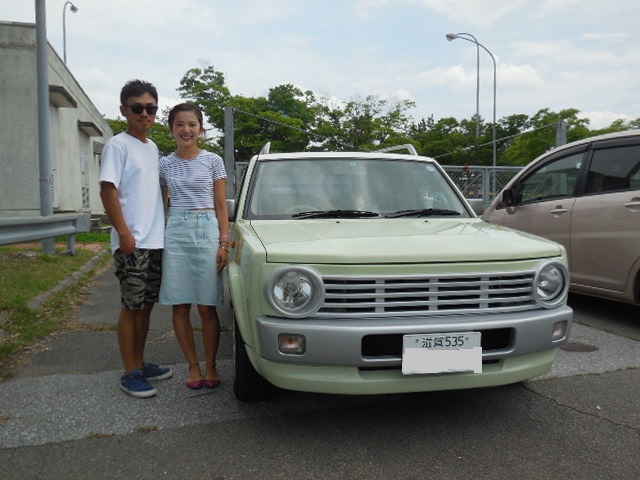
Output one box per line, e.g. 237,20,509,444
502,189,515,207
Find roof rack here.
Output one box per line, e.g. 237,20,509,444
376,144,418,156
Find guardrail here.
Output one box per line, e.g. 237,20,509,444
0,213,91,254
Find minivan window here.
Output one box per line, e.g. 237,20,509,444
584,144,640,194
518,152,583,204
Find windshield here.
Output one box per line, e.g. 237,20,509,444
246,158,471,220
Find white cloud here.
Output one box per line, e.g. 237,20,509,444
1,0,638,129
584,111,633,130
357,0,529,26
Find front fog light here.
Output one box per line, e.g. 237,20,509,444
552,321,568,341
279,334,306,355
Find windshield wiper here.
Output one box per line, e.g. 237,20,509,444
384,208,461,218
291,209,380,219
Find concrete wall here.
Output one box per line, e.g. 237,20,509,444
0,22,40,215
0,21,111,217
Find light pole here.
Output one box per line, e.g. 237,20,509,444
446,32,497,170
62,1,78,64
446,33,480,138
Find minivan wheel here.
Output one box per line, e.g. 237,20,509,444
233,316,273,401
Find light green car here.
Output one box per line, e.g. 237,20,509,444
227,151,573,401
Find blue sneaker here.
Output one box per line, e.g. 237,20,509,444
120,369,157,398
142,362,173,381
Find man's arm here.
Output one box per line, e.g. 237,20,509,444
161,184,170,209
100,181,136,254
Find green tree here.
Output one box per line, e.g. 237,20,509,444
171,62,640,167
319,95,416,152
413,117,475,165
178,66,231,131
228,86,318,160
591,117,640,135
500,108,590,166
176,67,319,160
106,118,127,135
176,64,418,157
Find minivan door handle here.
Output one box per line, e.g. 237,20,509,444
549,206,568,216
623,198,640,212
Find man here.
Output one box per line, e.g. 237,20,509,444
99,79,172,398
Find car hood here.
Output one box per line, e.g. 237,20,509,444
249,218,564,264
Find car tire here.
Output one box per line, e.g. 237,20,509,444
233,315,273,401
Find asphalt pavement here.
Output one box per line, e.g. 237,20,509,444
1,249,639,479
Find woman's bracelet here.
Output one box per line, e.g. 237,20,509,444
219,245,229,252
220,234,230,243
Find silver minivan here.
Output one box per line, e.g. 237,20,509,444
483,129,640,305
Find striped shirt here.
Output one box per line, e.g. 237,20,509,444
159,150,226,209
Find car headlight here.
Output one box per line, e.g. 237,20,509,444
533,260,569,308
265,266,325,318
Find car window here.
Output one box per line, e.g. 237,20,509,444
584,144,640,194
246,158,470,219
518,152,583,204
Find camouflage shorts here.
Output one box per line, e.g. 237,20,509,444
113,248,162,310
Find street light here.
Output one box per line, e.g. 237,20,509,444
62,1,78,64
446,33,480,138
446,32,497,171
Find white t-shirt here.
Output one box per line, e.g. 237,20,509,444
99,132,165,252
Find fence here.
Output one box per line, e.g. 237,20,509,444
443,165,522,211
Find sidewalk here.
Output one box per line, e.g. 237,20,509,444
0,252,237,448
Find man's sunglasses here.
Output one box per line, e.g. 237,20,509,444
125,103,158,115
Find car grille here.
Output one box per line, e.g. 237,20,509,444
317,271,536,318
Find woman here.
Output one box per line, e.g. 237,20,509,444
159,102,229,390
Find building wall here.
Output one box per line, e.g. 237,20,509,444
0,22,40,214
0,21,111,217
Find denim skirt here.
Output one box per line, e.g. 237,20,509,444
159,208,224,306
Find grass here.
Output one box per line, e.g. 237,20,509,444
0,235,111,375
55,232,111,244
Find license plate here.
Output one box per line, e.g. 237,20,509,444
402,332,482,374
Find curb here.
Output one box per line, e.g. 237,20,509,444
28,249,109,310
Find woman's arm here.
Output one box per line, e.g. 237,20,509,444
214,178,229,272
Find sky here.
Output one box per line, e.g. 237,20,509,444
1,0,639,130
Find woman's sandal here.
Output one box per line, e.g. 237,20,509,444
204,379,221,389
186,379,203,390
186,363,204,390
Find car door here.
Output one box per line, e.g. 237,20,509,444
498,149,585,255
570,139,640,293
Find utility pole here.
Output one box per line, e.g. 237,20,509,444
224,106,235,198
35,0,55,253
555,120,567,146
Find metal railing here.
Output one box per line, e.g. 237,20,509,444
0,213,91,254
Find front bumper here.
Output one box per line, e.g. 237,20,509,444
246,347,559,395
256,306,572,368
